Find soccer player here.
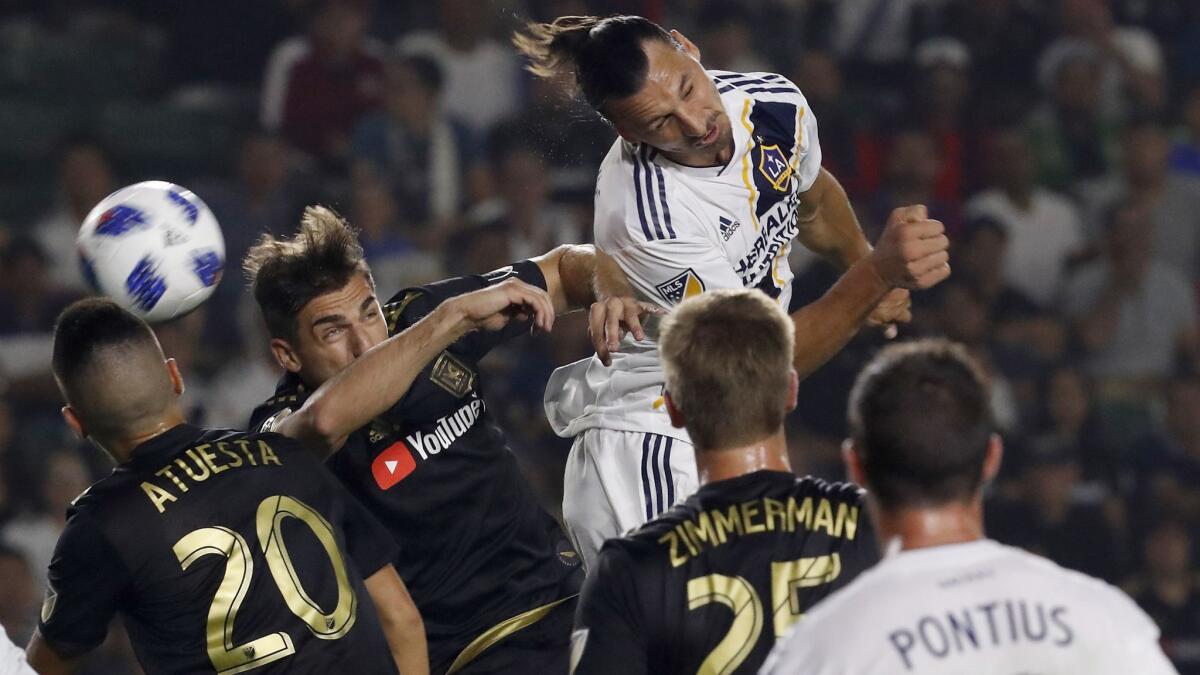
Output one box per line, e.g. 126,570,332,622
761,340,1177,674
571,289,877,675
245,207,644,674
515,15,952,566
24,299,427,675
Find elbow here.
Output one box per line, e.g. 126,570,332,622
294,400,343,456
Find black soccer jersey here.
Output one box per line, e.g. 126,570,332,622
248,260,582,673
38,424,400,675
572,470,878,675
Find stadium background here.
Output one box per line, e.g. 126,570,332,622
0,0,1197,672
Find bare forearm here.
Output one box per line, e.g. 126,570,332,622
366,567,429,675
534,244,599,314
790,259,890,378
282,303,469,457
797,168,872,271
25,632,80,675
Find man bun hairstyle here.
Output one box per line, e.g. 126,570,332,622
243,205,373,341
513,15,680,115
848,339,994,509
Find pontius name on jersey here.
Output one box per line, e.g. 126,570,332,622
546,70,820,441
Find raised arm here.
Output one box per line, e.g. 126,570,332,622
364,565,429,675
275,279,556,458
789,205,950,378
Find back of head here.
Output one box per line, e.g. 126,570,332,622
659,289,795,450
52,299,174,443
513,15,679,115
243,206,372,342
848,340,993,509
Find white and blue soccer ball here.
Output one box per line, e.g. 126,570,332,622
77,181,225,323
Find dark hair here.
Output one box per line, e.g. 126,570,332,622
848,339,994,509
52,298,158,392
243,205,373,341
396,53,444,93
513,15,679,114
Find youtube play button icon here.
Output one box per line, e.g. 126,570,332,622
371,442,416,489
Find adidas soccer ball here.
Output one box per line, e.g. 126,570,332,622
77,181,225,323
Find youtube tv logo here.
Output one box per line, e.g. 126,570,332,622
371,442,416,490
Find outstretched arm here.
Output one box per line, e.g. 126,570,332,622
275,280,556,458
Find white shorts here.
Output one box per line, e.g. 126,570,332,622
561,428,698,570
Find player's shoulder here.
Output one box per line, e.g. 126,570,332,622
995,543,1155,624
382,287,428,334
708,69,807,103
250,373,310,432
595,139,689,249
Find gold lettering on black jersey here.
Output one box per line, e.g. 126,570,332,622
140,440,286,514
661,497,861,566
430,352,475,398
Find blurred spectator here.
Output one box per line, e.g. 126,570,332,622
32,137,117,292
349,173,444,289
910,37,973,202
956,216,1066,364
1132,376,1200,527
398,0,522,139
198,130,303,355
350,54,478,233
1038,0,1167,119
0,237,80,336
0,545,35,644
260,0,384,167
819,0,925,87
1062,200,1200,446
1,450,90,595
1080,119,1200,280
790,50,882,199
965,128,1084,307
693,3,769,74
1169,85,1200,177
465,139,583,265
868,128,959,235
492,65,615,206
1025,366,1109,483
987,443,1127,582
1027,49,1119,190
1126,520,1200,675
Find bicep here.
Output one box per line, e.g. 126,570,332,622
363,565,419,624
37,516,126,660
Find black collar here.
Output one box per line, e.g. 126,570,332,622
128,423,207,466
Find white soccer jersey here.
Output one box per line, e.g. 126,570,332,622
760,539,1177,675
545,70,821,442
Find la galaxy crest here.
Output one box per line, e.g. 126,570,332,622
757,141,793,192
656,269,705,304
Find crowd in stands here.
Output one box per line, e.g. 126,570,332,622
0,0,1198,672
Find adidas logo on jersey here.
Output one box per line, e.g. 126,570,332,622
719,216,741,241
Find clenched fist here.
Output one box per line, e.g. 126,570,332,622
867,205,951,290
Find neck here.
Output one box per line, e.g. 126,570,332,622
695,429,791,485
103,407,187,464
870,497,986,552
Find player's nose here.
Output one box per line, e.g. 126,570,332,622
348,325,374,357
678,109,707,139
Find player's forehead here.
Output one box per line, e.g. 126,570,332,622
608,42,696,121
297,273,376,326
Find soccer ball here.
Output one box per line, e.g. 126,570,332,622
77,181,225,323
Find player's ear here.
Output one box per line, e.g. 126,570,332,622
842,439,867,487
61,405,86,440
670,30,701,61
664,391,686,429
270,338,303,374
982,433,1003,484
165,358,185,397
786,369,799,412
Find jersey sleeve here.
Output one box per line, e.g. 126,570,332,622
333,484,398,577
571,544,648,675
384,259,548,361
37,508,130,657
790,85,822,194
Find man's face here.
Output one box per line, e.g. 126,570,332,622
284,273,388,386
605,36,733,167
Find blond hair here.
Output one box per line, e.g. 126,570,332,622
659,289,795,451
